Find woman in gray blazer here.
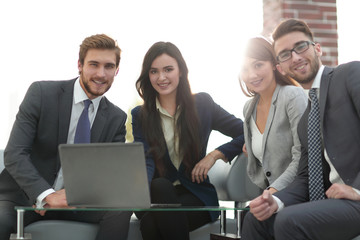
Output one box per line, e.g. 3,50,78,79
239,37,307,193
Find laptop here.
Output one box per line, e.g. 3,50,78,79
59,142,152,208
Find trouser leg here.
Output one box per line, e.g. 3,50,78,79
95,211,132,240
177,186,211,231
54,210,132,240
144,178,188,240
274,199,360,240
24,208,132,240
139,178,211,240
241,210,275,240
0,201,17,240
139,212,161,240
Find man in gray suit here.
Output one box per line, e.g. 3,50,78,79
242,19,360,240
0,34,131,240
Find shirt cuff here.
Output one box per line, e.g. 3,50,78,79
353,187,360,196
272,195,285,213
36,189,55,208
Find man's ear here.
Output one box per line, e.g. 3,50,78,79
314,43,323,58
78,60,83,73
276,63,286,76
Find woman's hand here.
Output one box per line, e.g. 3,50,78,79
191,150,226,183
242,143,248,157
267,187,278,194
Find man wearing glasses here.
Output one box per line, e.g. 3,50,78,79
242,18,360,240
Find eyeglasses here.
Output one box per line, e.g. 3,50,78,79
276,41,315,63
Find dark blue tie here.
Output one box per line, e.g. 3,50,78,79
74,99,92,144
308,88,325,201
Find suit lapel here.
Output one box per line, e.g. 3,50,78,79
91,97,108,142
319,67,333,128
244,95,259,160
298,102,310,150
244,95,260,129
58,80,75,144
55,80,75,171
261,85,280,158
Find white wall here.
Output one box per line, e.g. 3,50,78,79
337,0,360,64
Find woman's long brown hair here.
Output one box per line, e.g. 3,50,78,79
135,42,201,177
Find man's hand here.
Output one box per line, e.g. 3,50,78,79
35,189,69,216
249,190,278,221
45,189,68,207
326,183,360,201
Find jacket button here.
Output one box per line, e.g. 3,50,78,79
266,171,271,177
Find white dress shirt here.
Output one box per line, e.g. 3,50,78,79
250,116,264,164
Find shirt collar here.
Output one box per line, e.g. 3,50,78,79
74,78,102,108
310,65,325,89
156,98,172,118
155,98,180,118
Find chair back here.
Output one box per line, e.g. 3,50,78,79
208,153,262,206
0,149,4,172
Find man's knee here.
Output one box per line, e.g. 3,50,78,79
274,208,302,239
242,211,261,236
274,209,293,229
242,211,276,240
243,211,258,228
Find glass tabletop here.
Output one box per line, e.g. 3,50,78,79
15,205,248,212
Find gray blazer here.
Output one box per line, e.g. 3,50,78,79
243,84,307,190
0,79,127,205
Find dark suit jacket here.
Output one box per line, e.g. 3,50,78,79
0,79,127,205
131,92,244,221
276,61,360,206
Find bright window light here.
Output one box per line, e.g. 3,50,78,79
0,0,263,148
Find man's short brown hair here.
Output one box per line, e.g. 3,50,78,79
79,34,121,67
272,18,314,43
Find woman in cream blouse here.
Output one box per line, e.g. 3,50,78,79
132,41,244,240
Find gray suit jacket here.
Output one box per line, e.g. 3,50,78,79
243,84,307,190
0,79,127,205
276,62,360,205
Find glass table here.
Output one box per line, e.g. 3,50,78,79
11,206,248,240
